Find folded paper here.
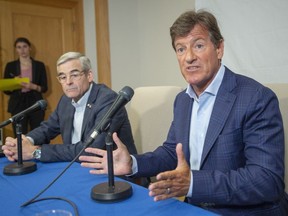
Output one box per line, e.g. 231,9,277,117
0,78,30,91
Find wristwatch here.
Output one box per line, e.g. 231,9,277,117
32,148,41,159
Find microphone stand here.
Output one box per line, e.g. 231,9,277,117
91,132,132,202
3,120,37,175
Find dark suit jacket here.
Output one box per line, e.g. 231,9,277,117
134,67,288,215
27,83,137,162
3,58,48,114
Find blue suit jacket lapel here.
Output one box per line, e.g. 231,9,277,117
177,93,193,164
200,68,237,167
63,104,75,144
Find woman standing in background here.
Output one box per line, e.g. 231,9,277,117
3,37,48,135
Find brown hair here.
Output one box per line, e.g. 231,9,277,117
170,10,224,50
14,37,31,47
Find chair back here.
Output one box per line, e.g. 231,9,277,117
127,86,183,154
264,83,288,192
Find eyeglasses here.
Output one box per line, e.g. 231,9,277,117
56,71,85,84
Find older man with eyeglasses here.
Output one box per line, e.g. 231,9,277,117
2,52,137,163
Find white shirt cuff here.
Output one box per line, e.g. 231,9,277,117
126,155,138,176
26,136,35,145
186,170,193,197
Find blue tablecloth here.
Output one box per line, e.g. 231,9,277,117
0,158,217,216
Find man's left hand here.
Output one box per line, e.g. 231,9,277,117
148,143,190,201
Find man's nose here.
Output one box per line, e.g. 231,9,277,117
185,47,196,63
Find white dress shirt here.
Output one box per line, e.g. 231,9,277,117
186,64,225,197
71,84,92,144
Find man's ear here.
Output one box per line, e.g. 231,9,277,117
216,40,224,59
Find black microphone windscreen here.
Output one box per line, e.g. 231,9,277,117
119,86,134,101
38,100,48,110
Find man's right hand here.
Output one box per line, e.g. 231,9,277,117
79,132,133,176
2,137,17,161
2,135,37,161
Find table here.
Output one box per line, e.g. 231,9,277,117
0,158,217,216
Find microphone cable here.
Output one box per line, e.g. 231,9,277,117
25,196,79,216
20,144,88,216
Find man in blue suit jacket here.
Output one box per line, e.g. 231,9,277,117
2,52,137,162
80,10,288,215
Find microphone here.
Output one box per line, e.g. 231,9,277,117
91,132,133,202
87,86,135,202
0,100,47,128
87,86,134,144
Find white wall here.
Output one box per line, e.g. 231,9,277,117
84,0,288,91
108,0,140,91
196,0,288,84
108,0,194,92
83,0,98,83
83,0,195,91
